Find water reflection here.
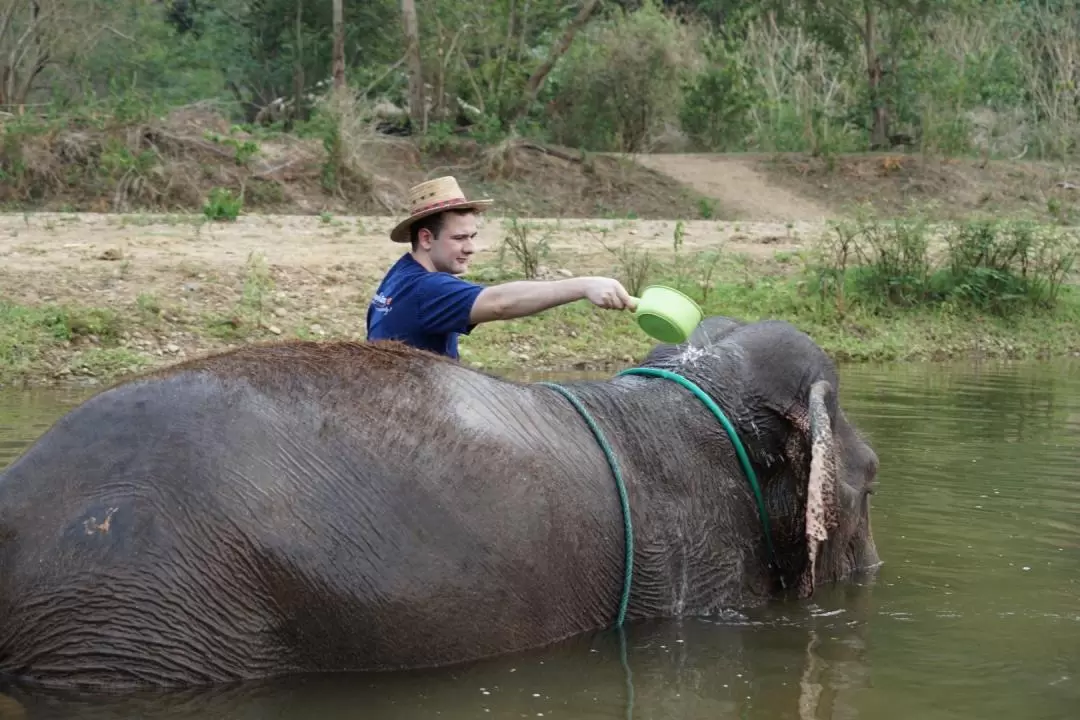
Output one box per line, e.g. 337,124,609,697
0,582,880,719
0,359,1078,720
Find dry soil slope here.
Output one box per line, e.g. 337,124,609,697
630,153,834,223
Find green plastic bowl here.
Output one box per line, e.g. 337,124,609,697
630,285,704,344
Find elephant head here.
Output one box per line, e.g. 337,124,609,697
638,316,881,597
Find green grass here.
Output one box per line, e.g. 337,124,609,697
0,300,148,386
3,272,1077,386
456,269,1080,372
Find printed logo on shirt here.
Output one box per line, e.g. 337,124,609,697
371,292,393,314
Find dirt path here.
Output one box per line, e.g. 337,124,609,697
629,153,835,223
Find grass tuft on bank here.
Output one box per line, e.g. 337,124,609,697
459,214,1080,371
458,273,1080,372
0,301,149,386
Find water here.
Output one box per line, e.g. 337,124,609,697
0,360,1077,719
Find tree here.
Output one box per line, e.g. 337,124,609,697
332,0,344,89
0,0,53,106
176,0,397,124
401,0,425,131
511,0,602,125
772,0,957,149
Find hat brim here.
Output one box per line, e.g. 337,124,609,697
390,198,495,243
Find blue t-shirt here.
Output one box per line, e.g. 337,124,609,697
365,253,485,359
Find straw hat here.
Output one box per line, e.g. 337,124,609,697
390,176,494,243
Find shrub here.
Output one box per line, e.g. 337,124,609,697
203,187,243,221
809,215,1079,317
543,0,705,152
679,36,760,151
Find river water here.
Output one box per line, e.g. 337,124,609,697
0,360,1077,719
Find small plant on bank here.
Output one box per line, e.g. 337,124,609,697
693,249,724,303
670,220,688,289
239,252,273,322
136,293,163,323
698,198,716,219
498,217,551,279
43,306,124,342
813,218,861,316
66,348,150,380
595,233,654,296
856,215,933,308
204,130,260,166
203,252,274,338
203,187,242,222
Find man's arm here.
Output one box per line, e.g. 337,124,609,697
469,276,634,324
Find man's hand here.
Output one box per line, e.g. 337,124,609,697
582,277,637,311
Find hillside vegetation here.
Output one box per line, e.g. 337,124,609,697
1,0,1078,219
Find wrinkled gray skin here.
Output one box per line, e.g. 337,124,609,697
0,316,881,690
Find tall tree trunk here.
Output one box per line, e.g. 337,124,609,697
401,0,426,133
493,0,517,106
332,0,345,89
0,0,50,107
290,0,304,129
511,0,601,125
863,2,889,149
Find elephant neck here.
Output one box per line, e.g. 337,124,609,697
552,370,788,617
619,368,770,510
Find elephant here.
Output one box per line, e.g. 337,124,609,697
0,315,881,690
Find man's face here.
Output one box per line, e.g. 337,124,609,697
420,211,478,275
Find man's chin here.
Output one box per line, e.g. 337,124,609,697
433,259,470,275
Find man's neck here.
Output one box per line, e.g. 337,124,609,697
409,250,436,272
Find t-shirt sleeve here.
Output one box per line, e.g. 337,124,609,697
414,273,485,335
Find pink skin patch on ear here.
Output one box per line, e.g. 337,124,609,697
800,382,838,598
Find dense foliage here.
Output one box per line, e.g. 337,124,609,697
1,0,1077,160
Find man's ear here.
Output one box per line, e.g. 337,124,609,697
417,227,435,250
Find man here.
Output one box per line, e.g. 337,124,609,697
366,176,636,359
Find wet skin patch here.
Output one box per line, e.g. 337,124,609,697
65,503,135,556
83,507,119,536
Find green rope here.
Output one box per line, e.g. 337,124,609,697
537,381,634,628
539,366,783,629
616,367,782,576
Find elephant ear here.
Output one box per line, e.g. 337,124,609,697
797,380,840,599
